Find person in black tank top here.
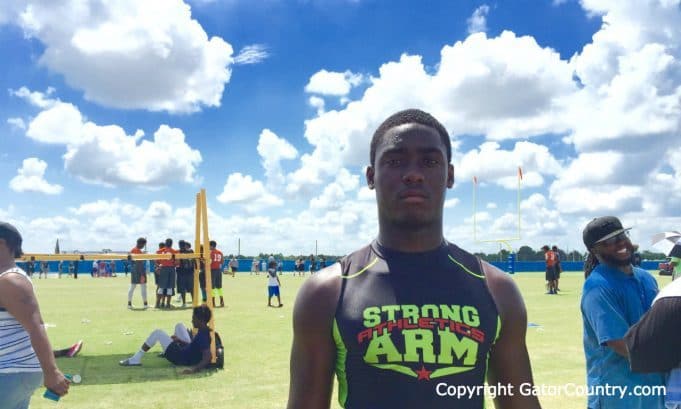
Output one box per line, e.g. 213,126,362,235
287,109,541,409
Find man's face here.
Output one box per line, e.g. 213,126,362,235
593,231,634,267
366,123,454,229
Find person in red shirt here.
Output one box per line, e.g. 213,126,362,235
543,245,557,295
210,240,224,308
157,238,178,308
128,237,148,309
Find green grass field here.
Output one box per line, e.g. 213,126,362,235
28,271,671,409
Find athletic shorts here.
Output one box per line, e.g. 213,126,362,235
545,266,557,281
158,266,176,294
177,272,193,293
164,342,194,366
131,262,146,284
211,268,222,289
268,286,280,297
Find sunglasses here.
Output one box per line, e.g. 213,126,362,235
598,231,630,246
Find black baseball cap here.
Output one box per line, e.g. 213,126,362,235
583,216,631,249
0,222,23,258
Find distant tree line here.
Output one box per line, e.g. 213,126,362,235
222,248,668,263
229,253,339,260
473,246,667,263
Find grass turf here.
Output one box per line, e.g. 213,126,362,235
28,271,670,409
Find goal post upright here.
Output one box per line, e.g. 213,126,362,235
472,168,523,257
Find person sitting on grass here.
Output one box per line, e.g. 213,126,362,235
267,261,282,308
119,305,212,374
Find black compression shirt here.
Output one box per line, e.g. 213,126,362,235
333,240,500,408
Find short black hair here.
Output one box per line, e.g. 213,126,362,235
370,109,451,166
209,240,216,248
193,305,211,323
136,237,146,247
165,238,173,247
0,222,23,258
158,242,165,248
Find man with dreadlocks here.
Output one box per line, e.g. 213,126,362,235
580,216,665,409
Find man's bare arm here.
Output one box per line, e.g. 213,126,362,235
287,265,341,409
483,263,542,409
606,340,628,357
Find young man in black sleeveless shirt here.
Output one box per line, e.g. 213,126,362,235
287,109,541,409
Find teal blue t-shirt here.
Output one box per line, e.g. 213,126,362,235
581,264,665,409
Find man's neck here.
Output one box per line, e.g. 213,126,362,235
0,260,16,273
601,261,633,275
377,223,444,253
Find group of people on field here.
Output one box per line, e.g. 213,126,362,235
127,237,228,309
542,244,562,294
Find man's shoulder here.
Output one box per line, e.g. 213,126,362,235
293,263,342,325
298,263,342,301
583,269,610,290
633,267,658,285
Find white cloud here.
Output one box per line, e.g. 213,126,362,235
216,173,283,210
10,86,57,108
234,44,269,65
456,141,562,189
305,69,364,96
257,129,298,187
467,5,490,34
287,32,575,195
9,157,63,195
26,102,86,145
20,91,202,186
552,186,643,214
309,168,359,211
308,96,325,115
7,118,26,130
486,202,497,209
10,1,234,113
66,124,202,186
444,198,460,208
0,1,23,25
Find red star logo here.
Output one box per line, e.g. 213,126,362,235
415,365,432,381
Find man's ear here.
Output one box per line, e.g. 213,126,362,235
366,165,375,189
447,164,454,188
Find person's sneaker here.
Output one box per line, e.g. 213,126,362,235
143,304,149,310
119,358,141,366
67,340,83,357
127,304,133,310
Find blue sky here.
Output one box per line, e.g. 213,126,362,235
1,0,680,256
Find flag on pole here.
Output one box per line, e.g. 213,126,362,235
55,239,60,254
518,167,523,180
473,176,478,185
